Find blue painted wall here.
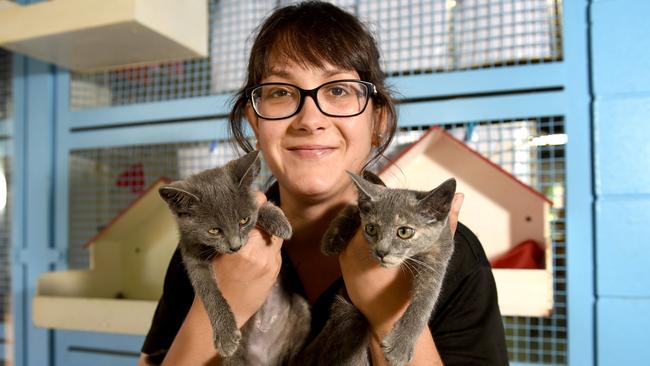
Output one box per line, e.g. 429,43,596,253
591,0,650,364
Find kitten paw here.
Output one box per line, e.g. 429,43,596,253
275,218,293,240
380,336,415,366
214,329,242,357
258,203,293,239
321,233,347,256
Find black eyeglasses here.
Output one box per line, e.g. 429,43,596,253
246,79,377,120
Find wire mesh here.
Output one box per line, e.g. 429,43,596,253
67,115,567,363
69,0,563,109
0,50,11,120
389,116,566,364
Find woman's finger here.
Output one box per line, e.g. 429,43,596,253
253,191,268,208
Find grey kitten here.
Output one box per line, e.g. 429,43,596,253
160,151,308,364
304,172,456,366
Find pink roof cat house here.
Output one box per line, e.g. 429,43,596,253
379,126,554,317
33,178,178,334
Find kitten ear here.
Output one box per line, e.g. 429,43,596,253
347,171,382,201
361,170,387,187
159,182,200,212
231,150,261,188
418,178,456,220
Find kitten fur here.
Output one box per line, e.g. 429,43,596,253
303,172,456,366
159,151,309,365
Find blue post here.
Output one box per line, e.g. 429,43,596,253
11,54,57,366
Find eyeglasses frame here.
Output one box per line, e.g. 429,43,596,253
246,79,377,120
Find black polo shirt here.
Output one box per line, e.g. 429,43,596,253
142,185,509,365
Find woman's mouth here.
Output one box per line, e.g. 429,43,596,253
286,145,336,159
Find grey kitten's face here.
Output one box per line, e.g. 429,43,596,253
176,186,258,254
160,151,261,255
350,173,456,268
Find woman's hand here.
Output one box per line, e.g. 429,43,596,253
338,192,463,364
211,191,284,328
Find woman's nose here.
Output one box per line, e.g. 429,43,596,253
291,95,330,132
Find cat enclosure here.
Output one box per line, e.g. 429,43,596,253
7,0,591,365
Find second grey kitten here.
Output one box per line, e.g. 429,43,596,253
303,172,456,366
159,151,309,364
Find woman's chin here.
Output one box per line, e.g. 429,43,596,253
282,174,348,200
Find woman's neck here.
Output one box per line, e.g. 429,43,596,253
279,184,355,245
278,184,356,303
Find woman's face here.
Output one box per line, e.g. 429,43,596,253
246,61,379,203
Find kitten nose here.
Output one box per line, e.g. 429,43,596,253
375,249,389,259
229,238,243,252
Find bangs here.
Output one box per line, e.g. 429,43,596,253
263,23,364,75
250,3,379,81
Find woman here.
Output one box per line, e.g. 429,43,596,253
139,1,508,365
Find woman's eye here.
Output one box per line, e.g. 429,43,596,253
365,223,377,236
268,88,292,98
208,228,221,235
330,87,347,96
397,226,414,239
325,85,350,97
239,216,250,226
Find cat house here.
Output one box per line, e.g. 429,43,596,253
379,126,554,317
0,0,207,71
32,178,179,334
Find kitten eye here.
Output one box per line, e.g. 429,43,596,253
397,226,415,239
207,228,221,235
239,216,250,226
365,223,378,236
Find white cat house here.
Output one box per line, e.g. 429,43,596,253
0,0,208,71
33,178,179,335
379,126,554,317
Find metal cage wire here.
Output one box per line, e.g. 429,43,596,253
69,0,563,110
68,116,567,364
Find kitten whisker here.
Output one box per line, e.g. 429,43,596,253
406,257,437,275
400,260,418,279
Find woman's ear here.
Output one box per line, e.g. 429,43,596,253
245,103,261,141
371,106,388,147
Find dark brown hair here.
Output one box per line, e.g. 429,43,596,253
229,1,397,168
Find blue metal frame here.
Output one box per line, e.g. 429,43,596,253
397,91,565,128
55,331,143,366
391,63,565,100
6,1,594,365
564,1,595,365
12,54,59,366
